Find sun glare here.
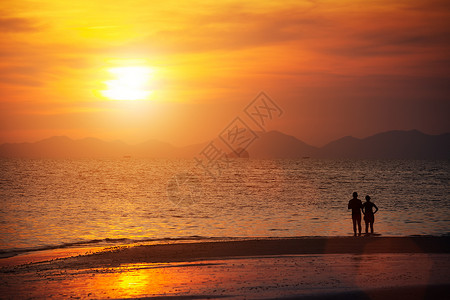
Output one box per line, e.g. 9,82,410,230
102,66,154,101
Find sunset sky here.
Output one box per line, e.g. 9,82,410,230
1,0,449,146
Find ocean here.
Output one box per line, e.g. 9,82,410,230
1,158,449,256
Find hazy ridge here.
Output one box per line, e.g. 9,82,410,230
0,130,449,159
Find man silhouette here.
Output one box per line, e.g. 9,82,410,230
348,192,362,236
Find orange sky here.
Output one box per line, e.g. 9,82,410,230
1,0,449,146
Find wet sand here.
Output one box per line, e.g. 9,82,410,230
1,236,449,299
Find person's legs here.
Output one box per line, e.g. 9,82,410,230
355,215,362,236
352,218,357,235
370,222,374,234
365,222,369,234
357,220,362,235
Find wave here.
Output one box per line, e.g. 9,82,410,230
0,236,235,259
2,234,448,259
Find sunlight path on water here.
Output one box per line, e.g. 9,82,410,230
1,254,449,299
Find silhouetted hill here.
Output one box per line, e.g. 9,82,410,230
180,131,317,158
0,136,177,158
0,130,449,159
172,142,208,158
135,139,177,158
247,131,317,158
226,147,250,158
317,130,450,159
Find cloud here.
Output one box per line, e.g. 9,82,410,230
116,0,450,73
402,0,450,11
0,15,41,32
0,0,447,97
0,18,38,32
134,7,327,54
0,74,43,87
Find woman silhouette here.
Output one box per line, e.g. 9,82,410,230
362,195,378,234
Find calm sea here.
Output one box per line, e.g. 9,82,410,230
0,158,449,256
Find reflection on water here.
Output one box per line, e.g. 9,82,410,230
0,158,449,251
102,264,168,298
77,262,222,298
2,254,447,299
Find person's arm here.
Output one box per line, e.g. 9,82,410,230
373,203,379,214
361,203,365,215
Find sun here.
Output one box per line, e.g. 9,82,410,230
101,66,154,100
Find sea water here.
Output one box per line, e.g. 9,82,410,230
0,158,449,255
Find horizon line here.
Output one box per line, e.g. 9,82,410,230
1,128,449,149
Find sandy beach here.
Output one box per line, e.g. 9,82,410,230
1,236,449,299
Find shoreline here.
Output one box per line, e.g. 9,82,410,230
68,236,450,268
2,236,449,269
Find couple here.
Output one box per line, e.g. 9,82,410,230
348,192,378,236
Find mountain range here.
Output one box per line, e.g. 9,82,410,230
0,130,449,159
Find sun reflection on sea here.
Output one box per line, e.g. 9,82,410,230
87,263,196,298
115,265,156,296
90,265,154,298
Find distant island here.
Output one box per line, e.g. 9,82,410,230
0,130,449,159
